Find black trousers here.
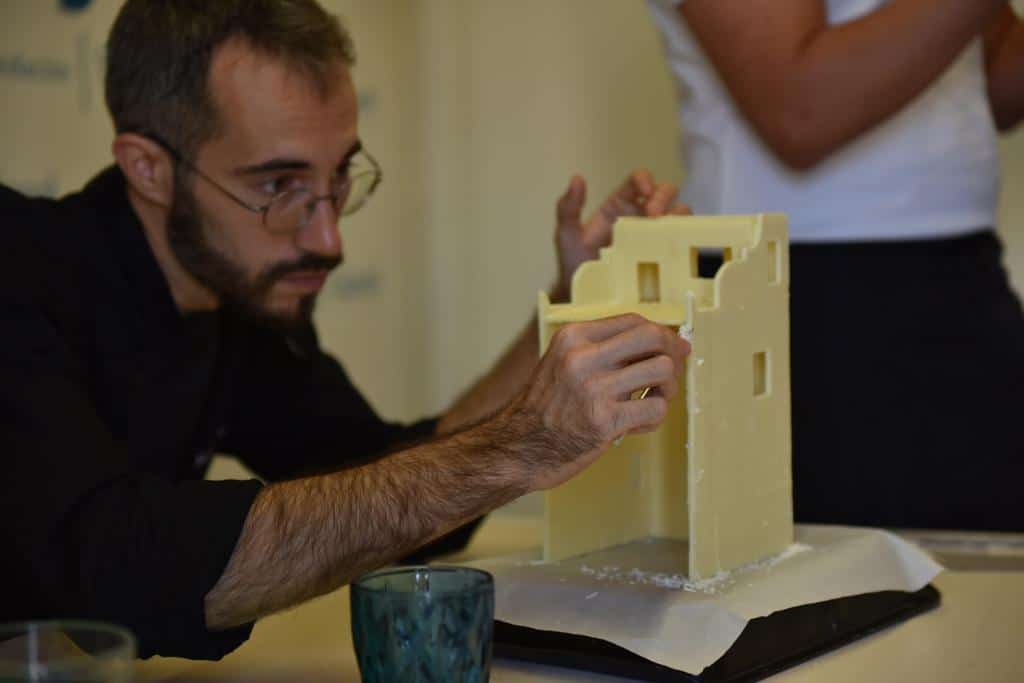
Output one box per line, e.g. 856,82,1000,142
706,230,1024,530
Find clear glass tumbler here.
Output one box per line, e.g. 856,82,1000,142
351,566,494,683
0,620,135,682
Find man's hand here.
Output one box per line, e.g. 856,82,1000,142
438,169,689,433
553,170,690,302
206,316,688,631
499,313,691,492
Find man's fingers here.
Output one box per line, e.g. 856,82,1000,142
669,201,692,216
589,170,684,228
596,194,638,227
592,322,690,374
601,355,680,402
556,175,587,228
550,317,687,408
644,182,680,217
602,169,654,215
612,394,670,439
626,169,656,199
554,313,653,347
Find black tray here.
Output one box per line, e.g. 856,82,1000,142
494,585,940,682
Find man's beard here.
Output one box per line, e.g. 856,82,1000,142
167,175,341,333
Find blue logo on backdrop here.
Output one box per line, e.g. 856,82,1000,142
60,0,92,11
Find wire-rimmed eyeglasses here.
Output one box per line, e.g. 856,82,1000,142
149,135,382,235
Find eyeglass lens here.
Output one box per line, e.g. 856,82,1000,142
264,169,377,233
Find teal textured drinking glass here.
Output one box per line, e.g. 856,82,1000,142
351,566,494,683
0,620,135,682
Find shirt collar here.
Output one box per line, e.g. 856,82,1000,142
81,165,200,330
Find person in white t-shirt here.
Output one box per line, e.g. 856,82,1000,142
647,0,1024,530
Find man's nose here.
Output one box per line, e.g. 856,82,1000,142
295,199,343,259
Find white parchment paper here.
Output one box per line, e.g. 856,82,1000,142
469,524,942,674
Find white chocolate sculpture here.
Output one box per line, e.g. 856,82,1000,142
539,214,793,579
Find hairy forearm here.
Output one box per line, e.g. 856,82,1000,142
437,313,542,435
204,420,535,630
204,312,691,630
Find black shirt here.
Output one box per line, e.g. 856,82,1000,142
0,167,437,659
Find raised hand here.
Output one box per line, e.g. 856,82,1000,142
553,170,690,301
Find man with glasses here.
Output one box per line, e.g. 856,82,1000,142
0,0,690,660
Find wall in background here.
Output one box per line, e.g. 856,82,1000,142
406,0,684,416
0,1,119,197
2,0,1022,436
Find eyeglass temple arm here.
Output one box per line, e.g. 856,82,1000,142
144,132,266,215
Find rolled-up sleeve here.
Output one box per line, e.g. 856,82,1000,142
1,303,263,660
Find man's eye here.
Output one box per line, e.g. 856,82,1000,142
259,176,301,196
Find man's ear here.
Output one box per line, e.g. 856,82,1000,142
112,133,175,208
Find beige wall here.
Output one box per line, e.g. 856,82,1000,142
0,2,119,197
406,0,683,415
1,0,1022,432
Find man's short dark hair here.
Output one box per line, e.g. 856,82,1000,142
105,0,356,157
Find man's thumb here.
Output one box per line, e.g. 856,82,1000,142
556,174,586,227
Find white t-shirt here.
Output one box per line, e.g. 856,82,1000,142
646,0,1000,243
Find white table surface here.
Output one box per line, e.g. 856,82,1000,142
136,510,1024,682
